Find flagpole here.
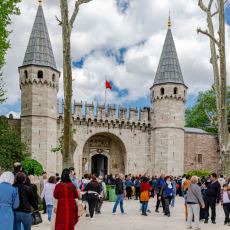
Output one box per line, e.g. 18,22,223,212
105,76,107,106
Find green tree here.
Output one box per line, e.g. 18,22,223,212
0,0,21,68
185,88,230,133
21,159,43,176
0,116,28,171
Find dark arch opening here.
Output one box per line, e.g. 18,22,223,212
160,88,164,95
174,87,178,94
37,70,43,79
24,70,28,79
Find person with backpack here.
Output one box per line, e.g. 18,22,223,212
140,177,152,216
159,176,173,217
134,176,141,200
155,174,165,213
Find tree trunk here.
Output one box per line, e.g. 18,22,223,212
60,0,74,168
218,0,229,175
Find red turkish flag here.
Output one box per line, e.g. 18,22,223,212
106,80,112,90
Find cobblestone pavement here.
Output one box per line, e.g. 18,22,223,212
33,197,227,230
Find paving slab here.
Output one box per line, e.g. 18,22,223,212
32,197,227,230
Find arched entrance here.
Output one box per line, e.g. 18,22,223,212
82,132,126,176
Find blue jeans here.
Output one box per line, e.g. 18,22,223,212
142,202,148,214
14,211,32,230
112,194,124,213
46,205,53,221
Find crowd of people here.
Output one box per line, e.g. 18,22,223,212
0,162,230,230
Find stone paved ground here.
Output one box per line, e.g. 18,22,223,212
33,197,228,230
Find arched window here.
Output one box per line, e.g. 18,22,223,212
24,70,28,79
52,74,55,82
160,88,164,95
37,70,43,79
174,87,178,94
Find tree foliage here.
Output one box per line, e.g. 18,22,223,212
186,169,211,178
0,0,21,68
21,159,43,176
185,88,230,133
0,116,28,171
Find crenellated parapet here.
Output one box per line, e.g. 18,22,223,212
19,65,60,91
58,101,151,128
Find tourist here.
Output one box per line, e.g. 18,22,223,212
95,176,107,214
170,176,177,207
181,174,186,197
41,176,56,222
69,167,80,188
186,176,205,230
204,173,221,224
155,173,165,213
0,172,19,230
134,176,141,200
112,173,126,214
14,172,38,230
84,175,102,219
40,171,48,214
218,175,226,189
140,176,152,216
81,174,91,217
28,175,39,207
221,184,230,225
13,162,22,177
159,176,173,217
149,176,157,198
53,168,79,230
125,176,133,200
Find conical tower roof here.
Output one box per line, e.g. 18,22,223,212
153,18,185,86
21,5,57,70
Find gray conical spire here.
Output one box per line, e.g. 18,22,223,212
153,23,184,86
21,5,57,70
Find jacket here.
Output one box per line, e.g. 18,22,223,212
115,178,124,195
186,183,204,205
14,183,38,212
204,180,221,203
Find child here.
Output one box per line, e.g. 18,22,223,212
221,184,230,225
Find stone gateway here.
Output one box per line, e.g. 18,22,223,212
10,5,220,177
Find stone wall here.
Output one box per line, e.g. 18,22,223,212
184,132,220,173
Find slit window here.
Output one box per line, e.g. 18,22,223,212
174,87,178,94
52,74,55,82
197,154,203,164
24,70,28,79
37,70,43,79
160,88,164,95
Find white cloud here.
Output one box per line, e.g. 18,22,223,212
6,111,21,119
2,0,230,112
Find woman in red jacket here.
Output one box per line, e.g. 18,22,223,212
54,168,78,230
140,177,152,216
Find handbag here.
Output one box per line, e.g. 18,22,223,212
76,199,85,217
31,210,42,225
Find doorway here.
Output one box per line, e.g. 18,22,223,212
91,154,108,176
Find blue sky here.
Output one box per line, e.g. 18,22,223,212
1,0,230,117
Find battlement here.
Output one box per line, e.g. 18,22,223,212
58,101,151,125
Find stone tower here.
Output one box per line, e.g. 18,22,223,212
151,17,187,176
19,4,60,175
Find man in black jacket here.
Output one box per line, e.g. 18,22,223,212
204,173,221,224
112,173,126,214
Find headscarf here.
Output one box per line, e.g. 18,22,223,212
0,172,15,185
61,168,71,182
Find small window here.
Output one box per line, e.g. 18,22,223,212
198,154,203,164
37,70,43,79
24,70,28,79
184,90,186,97
174,87,178,94
52,74,55,82
160,88,164,95
152,90,154,98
